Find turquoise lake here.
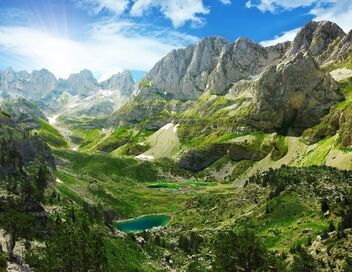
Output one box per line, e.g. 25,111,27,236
115,215,170,233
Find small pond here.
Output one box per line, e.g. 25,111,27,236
115,215,170,233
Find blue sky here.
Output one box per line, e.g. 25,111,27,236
0,0,351,81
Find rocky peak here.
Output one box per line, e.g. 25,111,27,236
66,69,97,84
141,36,229,100
288,21,346,63
100,70,135,96
58,69,99,97
0,68,57,100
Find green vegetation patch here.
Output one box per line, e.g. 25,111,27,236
54,149,159,182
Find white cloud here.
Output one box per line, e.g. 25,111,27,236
245,0,332,13
130,0,209,28
0,20,198,80
255,0,352,47
74,0,231,28
310,0,352,32
260,27,300,46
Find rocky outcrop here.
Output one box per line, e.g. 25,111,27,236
241,52,343,133
0,97,47,130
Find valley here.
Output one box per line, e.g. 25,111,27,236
1,20,352,271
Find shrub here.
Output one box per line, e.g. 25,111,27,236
213,229,285,272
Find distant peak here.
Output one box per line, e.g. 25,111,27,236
79,69,94,76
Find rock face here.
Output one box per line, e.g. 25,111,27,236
141,37,290,100
243,52,343,133
328,30,352,64
0,97,47,130
206,38,290,95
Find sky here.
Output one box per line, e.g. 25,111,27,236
0,0,351,82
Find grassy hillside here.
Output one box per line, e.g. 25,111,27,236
32,118,69,148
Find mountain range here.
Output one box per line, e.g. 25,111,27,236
1,20,352,271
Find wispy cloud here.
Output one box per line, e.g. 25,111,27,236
310,0,352,32
75,0,129,15
245,0,333,13
0,19,198,80
219,0,232,5
73,0,231,28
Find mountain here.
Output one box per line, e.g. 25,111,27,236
101,70,135,96
0,68,136,130
141,21,347,100
56,69,100,98
0,68,57,100
114,21,346,132
0,68,135,111
52,70,135,129
105,21,352,175
141,36,290,100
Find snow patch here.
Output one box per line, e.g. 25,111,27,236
136,154,155,161
55,178,64,184
248,75,260,80
48,114,59,125
330,68,352,81
173,124,179,133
